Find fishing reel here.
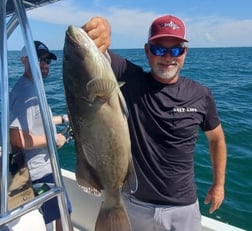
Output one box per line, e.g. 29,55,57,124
60,125,74,143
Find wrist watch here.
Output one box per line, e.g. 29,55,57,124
61,114,68,123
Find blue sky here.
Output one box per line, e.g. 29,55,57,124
7,0,252,50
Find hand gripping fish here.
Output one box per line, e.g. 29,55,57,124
63,25,138,231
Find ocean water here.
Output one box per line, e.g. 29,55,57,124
6,47,252,230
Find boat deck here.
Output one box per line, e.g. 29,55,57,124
5,169,246,231
62,169,246,231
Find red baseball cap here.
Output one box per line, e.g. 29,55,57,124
148,15,188,42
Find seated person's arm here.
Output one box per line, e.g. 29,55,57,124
10,128,66,150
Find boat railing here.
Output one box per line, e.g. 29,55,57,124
0,1,73,230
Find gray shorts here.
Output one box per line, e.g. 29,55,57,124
122,193,202,231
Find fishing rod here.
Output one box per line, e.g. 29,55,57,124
60,125,74,143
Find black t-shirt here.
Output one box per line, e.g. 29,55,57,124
110,51,220,205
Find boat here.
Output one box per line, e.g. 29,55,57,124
0,1,247,230
0,166,247,231
61,169,247,231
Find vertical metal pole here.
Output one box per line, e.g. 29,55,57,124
7,15,19,39
12,0,73,230
0,0,10,216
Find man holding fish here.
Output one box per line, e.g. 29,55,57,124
66,15,226,231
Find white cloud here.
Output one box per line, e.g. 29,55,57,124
106,7,156,36
203,33,216,43
27,0,95,26
186,16,252,47
28,2,157,34
17,3,252,48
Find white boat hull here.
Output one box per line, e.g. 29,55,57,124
62,169,246,231
3,168,246,231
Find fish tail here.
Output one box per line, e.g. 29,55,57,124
95,201,131,231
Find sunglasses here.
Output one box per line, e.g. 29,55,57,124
149,44,185,57
39,56,52,64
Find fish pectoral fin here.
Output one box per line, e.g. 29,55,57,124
118,81,125,88
122,159,138,194
118,90,129,118
103,50,111,64
86,78,117,101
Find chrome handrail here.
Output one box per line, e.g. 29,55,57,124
0,0,10,217
0,1,73,230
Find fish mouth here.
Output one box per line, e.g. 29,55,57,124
65,25,90,49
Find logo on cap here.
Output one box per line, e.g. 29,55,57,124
148,15,188,42
37,44,47,51
160,21,179,30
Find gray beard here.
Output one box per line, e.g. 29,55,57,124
153,61,179,80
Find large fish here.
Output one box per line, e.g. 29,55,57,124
63,25,138,231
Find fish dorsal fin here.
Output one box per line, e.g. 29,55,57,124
86,78,117,102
